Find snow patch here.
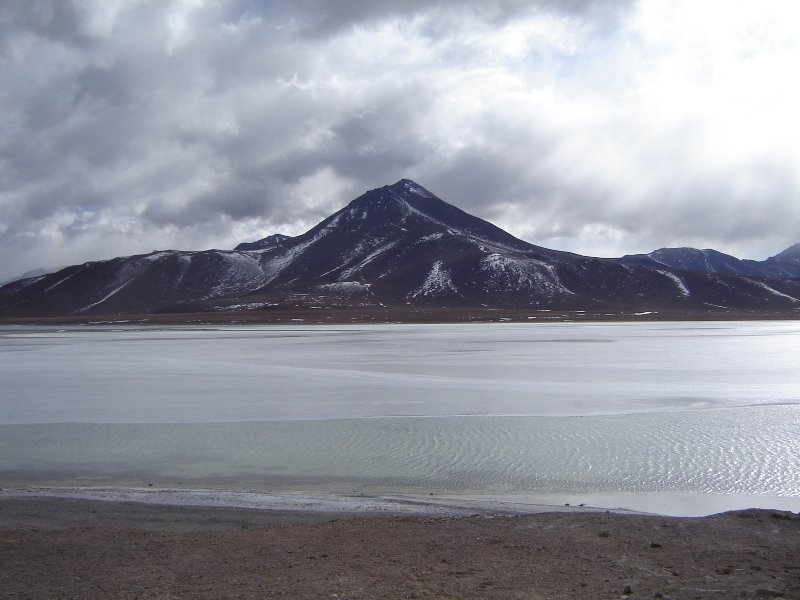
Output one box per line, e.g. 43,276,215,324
481,254,572,296
417,232,444,244
324,213,342,229
260,229,332,285
316,282,371,294
141,251,172,262
383,191,520,254
8,275,47,290
748,279,799,302
409,261,459,299
44,271,79,292
174,254,192,286
72,254,167,313
393,194,448,229
402,180,434,198
213,302,273,311
338,241,400,280
73,279,135,313
657,270,690,297
205,252,268,298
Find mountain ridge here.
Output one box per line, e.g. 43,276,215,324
619,245,800,279
1,179,799,317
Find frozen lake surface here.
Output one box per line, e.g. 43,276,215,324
1,322,799,515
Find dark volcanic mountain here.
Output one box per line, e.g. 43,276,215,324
620,245,800,279
234,233,292,252
1,179,799,317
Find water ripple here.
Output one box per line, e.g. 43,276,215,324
1,405,798,497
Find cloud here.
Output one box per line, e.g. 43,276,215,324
0,1,87,51
244,0,628,37
0,0,799,280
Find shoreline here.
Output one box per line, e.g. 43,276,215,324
0,486,627,530
3,485,800,523
1,305,799,326
1,492,797,599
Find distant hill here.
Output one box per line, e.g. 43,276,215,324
1,179,798,317
234,233,292,252
0,267,60,287
619,245,800,279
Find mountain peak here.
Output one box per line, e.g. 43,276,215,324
329,179,530,251
235,233,292,252
338,179,443,217
773,242,800,261
3,179,800,317
387,178,436,198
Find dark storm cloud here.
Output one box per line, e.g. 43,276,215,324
255,0,629,35
0,0,798,280
141,176,281,228
0,0,88,50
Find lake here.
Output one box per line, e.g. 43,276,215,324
1,322,798,516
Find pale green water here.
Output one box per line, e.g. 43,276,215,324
1,407,798,498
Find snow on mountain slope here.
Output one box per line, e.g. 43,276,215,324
336,240,401,281
656,270,691,298
203,252,269,298
480,254,572,298
1,179,798,316
746,279,799,303
409,261,460,299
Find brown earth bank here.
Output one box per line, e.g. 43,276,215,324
1,499,798,599
0,305,798,326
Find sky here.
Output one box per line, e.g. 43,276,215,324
1,0,799,281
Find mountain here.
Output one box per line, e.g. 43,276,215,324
234,233,293,252
763,243,800,277
0,267,60,286
774,242,800,261
620,245,800,279
1,179,799,318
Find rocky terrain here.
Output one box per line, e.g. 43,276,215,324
1,497,797,599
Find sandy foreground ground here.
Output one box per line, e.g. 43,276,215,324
1,496,798,599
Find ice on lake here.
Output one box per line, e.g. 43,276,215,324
1,322,799,515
